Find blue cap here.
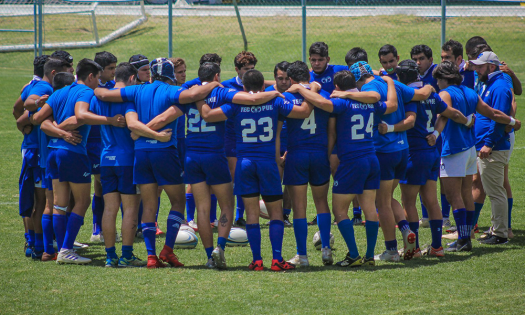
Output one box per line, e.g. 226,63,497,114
350,61,373,82
150,58,176,83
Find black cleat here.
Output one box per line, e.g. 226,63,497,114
479,235,508,245
235,218,246,227
307,215,318,226
335,252,362,267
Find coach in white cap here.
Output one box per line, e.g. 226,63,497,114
471,51,520,245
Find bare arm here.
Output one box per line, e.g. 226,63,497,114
29,103,53,125
94,87,123,102
41,116,82,145
475,96,514,125
232,91,283,106
329,90,381,104
125,111,172,142
75,101,126,127
178,82,221,104
412,84,435,101
287,84,333,112
16,111,32,134
24,94,49,112
57,116,83,131
378,112,416,134
287,101,314,119
146,106,184,131
500,62,522,95
440,106,468,125
198,100,228,123
13,96,25,120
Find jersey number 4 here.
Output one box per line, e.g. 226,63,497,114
351,113,374,140
241,117,273,143
187,108,216,133
301,111,317,134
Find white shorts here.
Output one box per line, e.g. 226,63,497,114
440,146,477,178
507,132,515,164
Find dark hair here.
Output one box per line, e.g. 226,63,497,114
53,72,75,91
442,39,463,59
242,69,264,92
470,44,493,60
234,51,257,69
115,62,138,83
309,41,329,57
432,61,463,85
273,61,290,78
33,55,50,78
378,44,398,58
333,71,357,91
286,61,310,83
200,53,222,66
76,58,103,81
44,58,67,77
410,45,433,59
465,36,487,57
395,59,420,85
198,62,221,82
51,50,73,64
94,51,117,69
345,47,368,66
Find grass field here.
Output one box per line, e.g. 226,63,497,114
1,14,525,314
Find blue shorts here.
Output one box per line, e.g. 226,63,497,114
234,158,282,196
283,151,330,186
184,152,231,185
224,137,236,158
47,148,92,184
333,155,380,195
19,148,40,217
40,168,53,190
177,137,186,169
134,148,183,186
400,149,440,186
87,142,102,175
101,166,137,195
376,149,409,181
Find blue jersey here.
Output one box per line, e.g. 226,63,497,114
459,63,476,90
265,85,288,153
99,80,116,89
182,77,202,89
21,80,51,150
220,98,294,161
25,80,54,166
441,85,478,156
47,82,93,155
89,81,116,143
222,76,245,142
309,64,348,93
361,76,414,153
284,89,331,153
475,72,512,151
184,86,238,154
380,70,398,81
406,85,448,151
121,80,184,151
90,91,136,166
331,98,387,160
420,63,439,92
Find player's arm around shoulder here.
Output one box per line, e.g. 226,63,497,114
412,84,435,101
29,103,53,125
178,81,221,104
232,90,284,106
125,111,172,142
287,84,334,113
475,93,517,128
147,105,184,131
94,86,123,102
198,100,229,123
383,76,398,114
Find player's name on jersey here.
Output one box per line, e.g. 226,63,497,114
352,103,376,110
240,105,276,113
421,98,437,105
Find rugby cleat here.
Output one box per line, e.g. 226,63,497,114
335,253,362,268
56,249,92,265
187,220,198,232
31,249,44,260
283,215,292,227
147,255,167,269
479,235,508,245
159,245,184,267
442,218,452,229
24,242,32,257
374,250,401,262
419,218,430,228
445,238,472,252
352,216,363,226
248,260,264,271
321,247,333,266
155,222,164,235
361,256,375,266
205,258,216,269
271,259,296,271
90,233,104,243
118,254,147,268
234,218,246,227
423,246,445,257
41,252,57,261
105,257,119,268
211,246,227,270
402,229,417,260
73,241,89,249
307,215,318,226
287,254,309,267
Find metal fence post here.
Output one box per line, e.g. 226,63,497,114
169,0,173,58
232,0,248,51
301,0,306,63
33,1,37,58
441,0,446,49
38,0,43,56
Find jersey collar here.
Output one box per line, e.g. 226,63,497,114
235,76,243,86
408,81,424,88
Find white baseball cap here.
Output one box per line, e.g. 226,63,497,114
470,51,501,66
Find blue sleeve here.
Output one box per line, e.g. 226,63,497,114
89,97,99,115
220,104,235,118
29,83,53,97
319,90,331,100
169,86,184,105
484,87,512,148
396,82,416,103
77,89,94,104
121,85,139,102
333,65,349,72
404,101,417,113
181,78,199,89
21,84,31,101
330,98,347,114
503,73,514,90
279,99,294,117
220,88,238,104
374,102,388,116
125,102,136,114
46,92,58,112
361,84,374,93
434,94,448,114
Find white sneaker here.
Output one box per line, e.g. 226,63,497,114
321,247,333,265
211,246,227,270
73,241,89,249
205,258,216,269
419,218,430,228
374,250,401,262
211,219,218,228
287,254,309,267
57,249,92,265
90,233,104,243
188,220,198,231
401,230,417,260
53,240,58,250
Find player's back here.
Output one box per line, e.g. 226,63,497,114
21,80,50,150
222,77,243,91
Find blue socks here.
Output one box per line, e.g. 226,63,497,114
317,213,332,249
210,194,218,223
466,210,474,234
142,222,157,256
283,208,291,216
92,195,104,235
365,220,379,259
385,239,397,251
42,214,55,254
35,233,44,253
52,214,67,252
235,195,245,220
441,194,450,218
337,219,359,258
408,221,420,249
293,218,308,255
420,194,428,219
105,246,118,260
217,237,226,251
246,223,262,261
429,219,443,249
63,212,84,250
398,220,410,233
122,245,133,260
165,211,184,249
453,208,469,240
473,202,483,227
269,220,284,261
508,198,513,228
186,193,195,222
28,229,35,247
205,247,213,259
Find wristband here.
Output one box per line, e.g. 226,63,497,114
35,98,39,107
509,117,516,126
432,130,440,138
465,114,473,126
386,124,395,133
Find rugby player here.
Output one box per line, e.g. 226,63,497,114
129,54,150,83
441,40,475,89
378,44,399,80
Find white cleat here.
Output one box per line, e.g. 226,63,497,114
211,219,218,228
90,233,104,243
73,241,89,249
321,247,333,265
211,246,227,270
401,230,417,260
205,258,216,269
287,254,309,267
419,218,430,228
374,250,401,262
188,220,198,232
57,249,92,265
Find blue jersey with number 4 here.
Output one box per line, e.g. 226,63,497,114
309,64,348,93
220,98,294,160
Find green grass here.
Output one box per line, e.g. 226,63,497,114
1,14,525,314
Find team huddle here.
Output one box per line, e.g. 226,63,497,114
14,36,521,270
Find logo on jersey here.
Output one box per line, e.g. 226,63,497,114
52,139,58,143
321,76,332,84
83,172,91,177
333,181,339,187
440,163,445,170
241,105,274,113
146,140,158,144
398,140,404,145
93,164,100,169
106,156,116,161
